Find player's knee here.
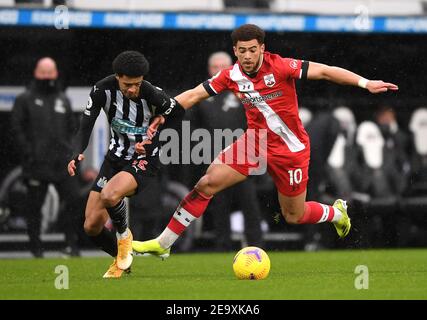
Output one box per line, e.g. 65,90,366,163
195,175,209,190
195,174,216,196
100,188,121,208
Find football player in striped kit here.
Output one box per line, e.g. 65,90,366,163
67,51,184,278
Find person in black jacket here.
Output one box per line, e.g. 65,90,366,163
10,57,80,258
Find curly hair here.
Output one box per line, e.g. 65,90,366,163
112,51,149,77
231,24,265,46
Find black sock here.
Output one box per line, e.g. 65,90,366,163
107,199,128,234
88,227,118,257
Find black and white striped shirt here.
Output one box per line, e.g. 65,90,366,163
72,75,176,161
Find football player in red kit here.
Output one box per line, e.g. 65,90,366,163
133,24,398,257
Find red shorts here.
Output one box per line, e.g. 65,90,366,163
217,131,310,197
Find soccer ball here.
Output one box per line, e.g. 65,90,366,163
232,246,270,280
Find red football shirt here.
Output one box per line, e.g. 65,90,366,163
203,51,310,156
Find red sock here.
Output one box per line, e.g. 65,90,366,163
167,189,212,235
298,201,336,224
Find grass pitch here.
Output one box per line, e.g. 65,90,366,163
0,249,426,300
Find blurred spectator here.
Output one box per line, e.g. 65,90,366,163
407,107,427,196
333,106,357,144
187,51,265,251
375,105,410,189
399,107,427,246
355,121,401,247
306,108,340,201
326,106,359,202
10,57,80,257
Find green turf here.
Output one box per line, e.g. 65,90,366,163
0,249,426,300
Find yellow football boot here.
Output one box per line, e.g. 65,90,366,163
332,199,351,238
132,239,170,260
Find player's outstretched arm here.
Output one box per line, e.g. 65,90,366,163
147,83,210,138
307,61,398,93
175,83,210,109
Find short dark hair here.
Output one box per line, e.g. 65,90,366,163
112,51,149,77
231,24,265,46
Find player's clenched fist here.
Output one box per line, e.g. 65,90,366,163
67,154,85,176
147,115,165,139
135,139,153,155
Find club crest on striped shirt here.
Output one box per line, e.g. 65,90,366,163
263,74,276,87
97,177,108,188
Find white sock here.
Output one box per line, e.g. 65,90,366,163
331,207,342,223
157,227,179,249
116,229,129,240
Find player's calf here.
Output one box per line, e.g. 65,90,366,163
154,188,213,250
281,209,304,224
279,192,306,224
298,201,343,225
83,215,104,236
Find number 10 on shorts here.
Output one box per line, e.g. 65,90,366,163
288,169,303,185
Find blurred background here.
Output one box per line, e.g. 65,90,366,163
0,0,426,258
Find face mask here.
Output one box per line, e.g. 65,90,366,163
379,124,392,137
34,79,57,92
